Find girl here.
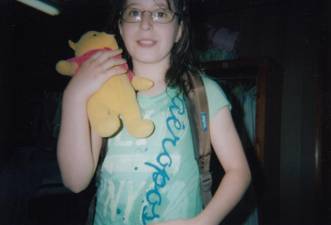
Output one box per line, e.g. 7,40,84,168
57,0,251,224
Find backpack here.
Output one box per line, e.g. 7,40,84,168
86,72,212,224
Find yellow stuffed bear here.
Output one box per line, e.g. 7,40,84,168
55,31,154,138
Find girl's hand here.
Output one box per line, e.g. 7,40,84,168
64,49,128,101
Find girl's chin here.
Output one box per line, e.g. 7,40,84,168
134,58,163,64
133,55,167,64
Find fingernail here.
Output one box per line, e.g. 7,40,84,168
120,64,128,70
113,55,121,60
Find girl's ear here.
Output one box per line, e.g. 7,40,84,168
175,22,183,43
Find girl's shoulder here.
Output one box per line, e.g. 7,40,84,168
197,72,232,117
199,72,223,90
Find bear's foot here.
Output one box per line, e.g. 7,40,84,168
126,119,154,138
90,113,121,137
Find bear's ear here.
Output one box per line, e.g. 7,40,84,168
68,40,76,50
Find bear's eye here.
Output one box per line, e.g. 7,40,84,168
93,34,97,36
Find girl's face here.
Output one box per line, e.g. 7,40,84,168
119,0,182,67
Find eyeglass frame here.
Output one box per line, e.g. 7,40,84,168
119,7,180,24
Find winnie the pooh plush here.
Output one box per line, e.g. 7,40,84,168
55,31,154,138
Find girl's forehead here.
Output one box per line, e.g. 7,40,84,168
125,0,171,8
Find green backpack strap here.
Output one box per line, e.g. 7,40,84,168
186,72,213,207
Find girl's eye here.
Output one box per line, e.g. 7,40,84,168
155,9,169,18
156,11,165,18
128,8,140,17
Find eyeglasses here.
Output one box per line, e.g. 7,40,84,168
121,7,178,24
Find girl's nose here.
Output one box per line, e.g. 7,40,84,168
139,11,153,30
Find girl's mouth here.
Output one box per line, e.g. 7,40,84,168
137,39,157,47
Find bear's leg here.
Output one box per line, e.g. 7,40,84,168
125,117,154,138
110,75,154,138
121,102,154,138
87,100,120,137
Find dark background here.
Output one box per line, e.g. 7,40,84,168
0,0,330,225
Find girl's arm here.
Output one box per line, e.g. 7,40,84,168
57,49,128,193
152,107,251,225
195,106,252,225
56,88,102,193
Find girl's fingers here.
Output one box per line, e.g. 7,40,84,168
96,64,128,85
87,49,126,72
90,49,123,64
76,49,128,87
105,64,128,77
100,58,127,73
